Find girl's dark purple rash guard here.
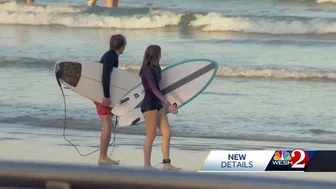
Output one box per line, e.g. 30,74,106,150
141,66,170,106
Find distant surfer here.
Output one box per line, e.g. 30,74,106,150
139,45,181,171
87,0,119,8
12,0,34,3
94,34,126,165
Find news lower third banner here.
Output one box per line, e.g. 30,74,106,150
197,150,336,172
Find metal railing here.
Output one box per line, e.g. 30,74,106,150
0,160,335,189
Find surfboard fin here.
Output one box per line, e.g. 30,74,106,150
120,97,129,104
131,117,140,125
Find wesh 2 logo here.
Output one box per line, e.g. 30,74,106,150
272,149,309,169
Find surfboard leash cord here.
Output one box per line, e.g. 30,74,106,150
54,67,117,158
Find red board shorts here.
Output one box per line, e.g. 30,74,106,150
93,101,113,117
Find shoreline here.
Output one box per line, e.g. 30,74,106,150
2,123,336,152
3,122,336,146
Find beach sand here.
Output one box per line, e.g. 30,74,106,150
1,125,336,183
0,131,207,170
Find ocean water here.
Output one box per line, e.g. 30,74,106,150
1,0,336,151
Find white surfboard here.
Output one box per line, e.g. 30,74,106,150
54,60,140,107
112,58,218,126
117,107,169,127
117,108,144,127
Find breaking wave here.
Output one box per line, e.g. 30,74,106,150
1,56,336,82
1,1,336,34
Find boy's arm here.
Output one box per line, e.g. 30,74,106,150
102,55,118,98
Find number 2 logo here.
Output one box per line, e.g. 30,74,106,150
290,149,309,169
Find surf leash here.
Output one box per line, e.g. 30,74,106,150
54,62,118,158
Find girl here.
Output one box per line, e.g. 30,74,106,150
139,45,181,171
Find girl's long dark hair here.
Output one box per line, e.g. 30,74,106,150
139,45,161,76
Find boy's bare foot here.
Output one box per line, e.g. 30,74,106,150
144,165,160,170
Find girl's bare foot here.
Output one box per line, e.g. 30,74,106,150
163,163,181,171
